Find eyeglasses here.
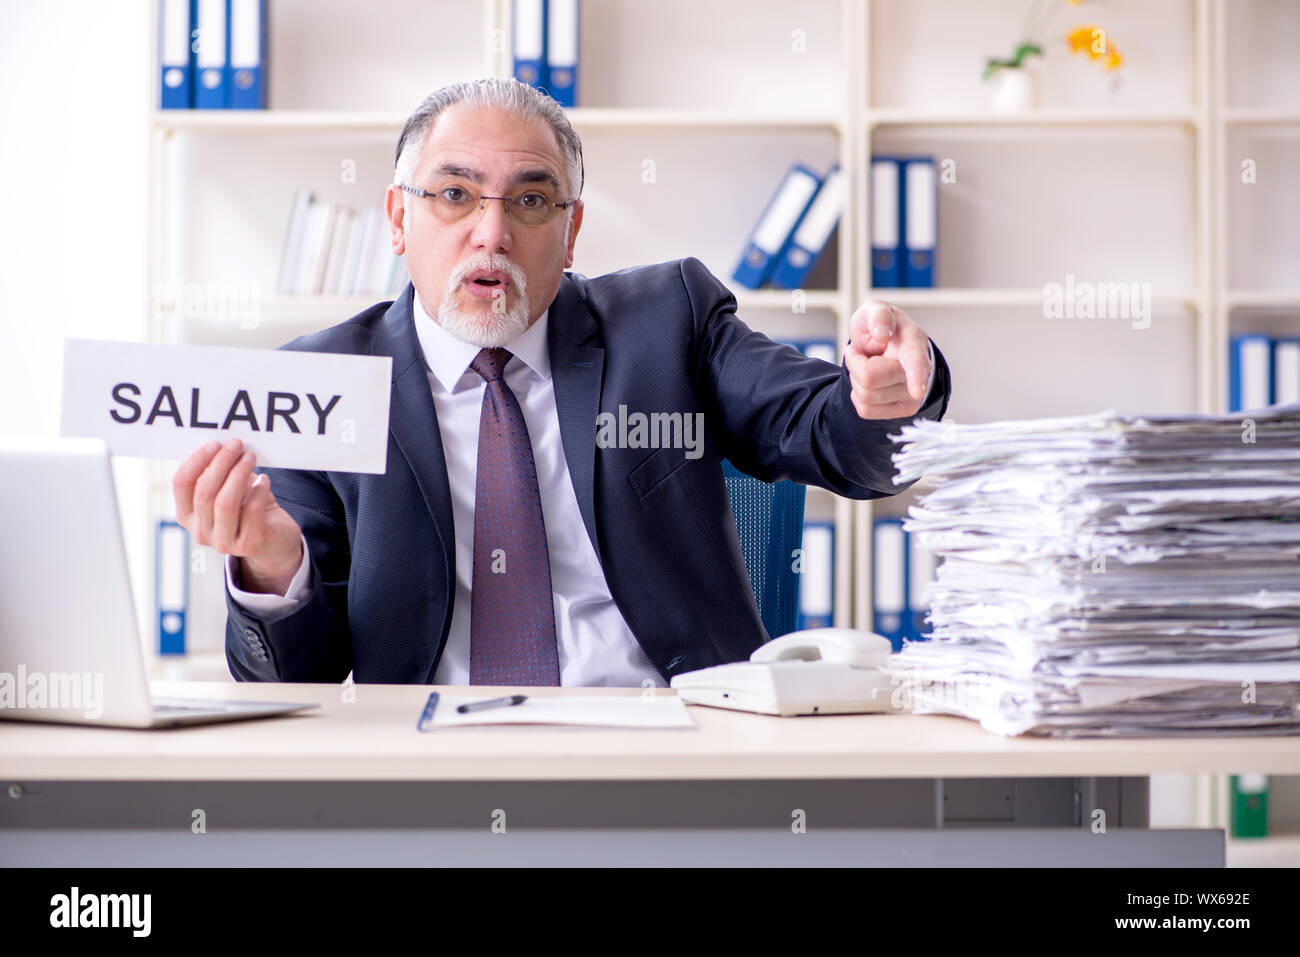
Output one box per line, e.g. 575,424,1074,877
398,183,577,227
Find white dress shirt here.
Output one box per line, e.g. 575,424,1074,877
227,292,665,686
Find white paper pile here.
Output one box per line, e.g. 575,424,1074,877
884,405,1300,737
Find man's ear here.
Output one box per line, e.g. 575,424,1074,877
385,184,407,256
563,200,584,268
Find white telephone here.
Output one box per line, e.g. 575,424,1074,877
669,628,900,716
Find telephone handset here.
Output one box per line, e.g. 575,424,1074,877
749,628,892,669
670,627,900,716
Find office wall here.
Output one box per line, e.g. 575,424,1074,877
0,0,153,636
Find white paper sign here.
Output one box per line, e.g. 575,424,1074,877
60,339,392,473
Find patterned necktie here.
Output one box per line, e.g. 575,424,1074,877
467,347,561,685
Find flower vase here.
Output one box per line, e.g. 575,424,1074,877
990,67,1037,112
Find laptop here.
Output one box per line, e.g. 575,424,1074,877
0,435,319,728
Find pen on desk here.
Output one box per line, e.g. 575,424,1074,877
417,692,440,731
456,694,528,714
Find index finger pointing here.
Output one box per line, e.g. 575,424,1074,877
898,327,932,400
850,300,897,355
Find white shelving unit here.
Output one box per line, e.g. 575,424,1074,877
852,0,1220,627
849,0,1296,857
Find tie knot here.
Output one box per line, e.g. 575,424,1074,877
470,347,513,383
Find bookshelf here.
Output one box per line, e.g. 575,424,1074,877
847,0,1297,850
852,0,1219,625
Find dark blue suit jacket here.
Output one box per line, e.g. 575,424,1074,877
225,258,952,683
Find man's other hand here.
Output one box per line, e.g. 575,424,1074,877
845,300,932,420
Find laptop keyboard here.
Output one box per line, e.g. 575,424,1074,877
152,698,246,714
149,698,314,720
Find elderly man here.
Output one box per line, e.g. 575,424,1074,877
172,77,952,686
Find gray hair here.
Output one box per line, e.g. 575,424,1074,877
393,78,584,203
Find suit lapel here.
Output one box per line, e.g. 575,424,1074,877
548,275,606,561
370,286,456,584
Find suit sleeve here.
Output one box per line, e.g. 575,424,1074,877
681,257,952,498
223,465,355,682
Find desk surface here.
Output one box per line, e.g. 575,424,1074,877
3,682,1299,781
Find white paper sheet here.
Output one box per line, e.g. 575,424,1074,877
425,695,697,729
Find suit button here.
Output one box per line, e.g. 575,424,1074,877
244,628,258,640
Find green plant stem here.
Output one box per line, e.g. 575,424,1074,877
1021,0,1047,42
1028,0,1062,43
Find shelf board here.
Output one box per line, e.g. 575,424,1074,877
167,289,846,318
153,110,409,133
157,294,393,318
1224,108,1300,126
157,107,1211,136
866,107,1197,129
152,108,844,135
1226,290,1300,308
566,108,842,131
862,287,1201,309
155,295,394,327
735,289,843,311
256,294,390,312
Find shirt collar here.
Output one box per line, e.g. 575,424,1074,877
412,290,551,392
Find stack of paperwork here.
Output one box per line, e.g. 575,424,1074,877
884,405,1300,737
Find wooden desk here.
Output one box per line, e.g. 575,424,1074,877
5,682,1293,866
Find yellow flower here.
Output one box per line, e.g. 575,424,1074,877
1067,25,1097,54
1067,24,1123,68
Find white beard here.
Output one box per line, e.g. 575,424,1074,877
436,253,530,348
